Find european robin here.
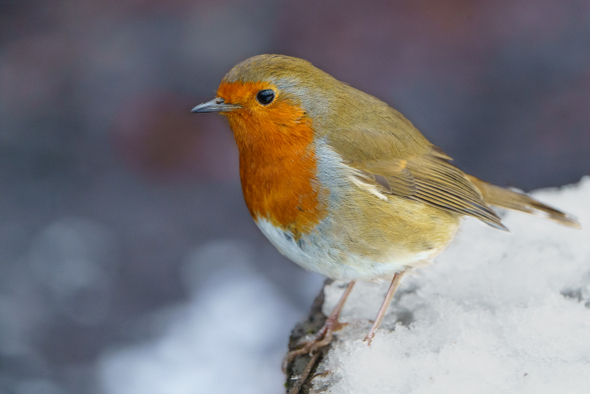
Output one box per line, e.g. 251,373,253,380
192,54,580,362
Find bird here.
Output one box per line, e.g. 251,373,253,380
192,54,580,364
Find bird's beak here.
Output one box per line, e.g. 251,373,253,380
191,98,241,113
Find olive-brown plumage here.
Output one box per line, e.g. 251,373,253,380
192,54,580,360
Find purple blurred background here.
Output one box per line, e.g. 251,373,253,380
1,1,589,393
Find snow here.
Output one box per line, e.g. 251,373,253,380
312,177,590,393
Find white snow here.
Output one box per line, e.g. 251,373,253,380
313,177,590,393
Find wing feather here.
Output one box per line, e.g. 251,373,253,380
346,148,507,230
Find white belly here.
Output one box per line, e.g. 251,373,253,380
255,218,435,281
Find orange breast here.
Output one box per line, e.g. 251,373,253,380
218,81,328,237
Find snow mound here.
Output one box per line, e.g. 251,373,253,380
312,178,590,394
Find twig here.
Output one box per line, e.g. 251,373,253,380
288,351,322,394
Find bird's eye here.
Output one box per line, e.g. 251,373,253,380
256,89,275,105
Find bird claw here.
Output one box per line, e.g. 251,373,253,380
363,333,374,347
282,325,334,373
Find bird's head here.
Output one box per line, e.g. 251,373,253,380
192,55,351,147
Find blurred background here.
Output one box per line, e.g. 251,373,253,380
1,1,589,393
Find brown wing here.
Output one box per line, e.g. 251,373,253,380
322,101,505,230
349,147,508,231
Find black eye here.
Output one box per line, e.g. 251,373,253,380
256,89,275,105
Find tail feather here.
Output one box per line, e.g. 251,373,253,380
466,175,581,229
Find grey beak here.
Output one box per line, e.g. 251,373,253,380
191,98,241,113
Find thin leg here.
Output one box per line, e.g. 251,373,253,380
322,280,356,332
364,270,406,345
283,281,356,369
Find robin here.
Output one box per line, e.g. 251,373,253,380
192,54,580,362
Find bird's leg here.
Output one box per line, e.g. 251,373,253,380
364,270,406,346
284,280,356,367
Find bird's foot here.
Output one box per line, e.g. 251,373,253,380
362,331,375,346
282,319,342,372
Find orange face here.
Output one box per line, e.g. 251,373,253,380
216,81,327,237
216,81,307,145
